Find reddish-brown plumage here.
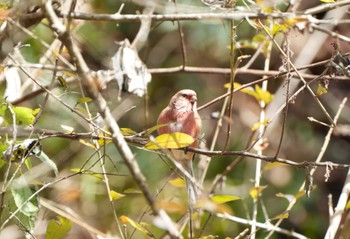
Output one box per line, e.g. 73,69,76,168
157,89,202,150
157,89,202,207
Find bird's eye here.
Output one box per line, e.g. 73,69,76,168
182,93,187,98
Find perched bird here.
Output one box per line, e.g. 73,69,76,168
157,89,202,207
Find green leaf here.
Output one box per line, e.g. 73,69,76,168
145,132,194,150
11,186,39,217
56,76,67,89
75,97,92,107
38,151,58,176
10,182,39,231
210,195,240,204
320,0,334,2
0,104,38,126
46,216,72,239
110,190,125,201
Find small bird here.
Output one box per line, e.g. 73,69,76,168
157,89,202,207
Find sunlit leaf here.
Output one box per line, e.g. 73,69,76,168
272,23,289,34
119,215,155,238
155,201,187,214
0,104,38,126
110,190,125,201
97,133,112,148
320,0,334,2
46,216,72,239
249,185,267,199
317,83,328,96
210,195,240,204
25,158,32,170
145,132,194,150
252,119,270,131
224,82,256,96
121,127,137,136
255,85,274,104
169,177,186,188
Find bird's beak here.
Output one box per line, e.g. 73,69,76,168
190,95,197,103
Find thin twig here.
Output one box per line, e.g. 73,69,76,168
44,1,181,237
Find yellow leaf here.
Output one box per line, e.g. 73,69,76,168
255,85,274,104
155,201,187,214
224,82,256,96
110,190,125,201
121,128,137,136
317,83,328,96
97,133,112,147
249,185,267,199
119,215,155,238
251,119,270,131
145,132,194,150
210,195,240,204
271,211,289,221
346,200,350,209
169,178,186,188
